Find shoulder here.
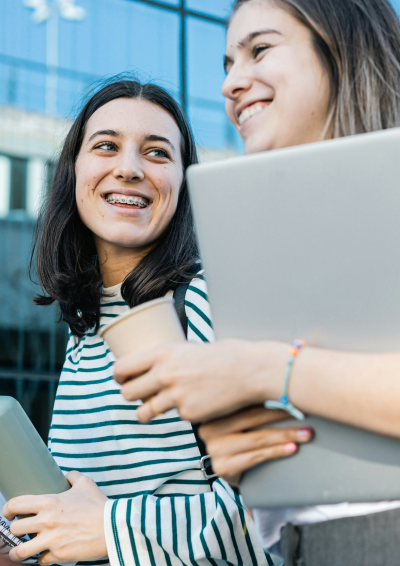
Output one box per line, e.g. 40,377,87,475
184,270,215,343
65,329,80,355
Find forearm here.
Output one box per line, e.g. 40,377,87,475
283,347,400,437
116,338,400,436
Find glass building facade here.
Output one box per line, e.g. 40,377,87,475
0,0,400,437
0,0,241,150
0,0,238,437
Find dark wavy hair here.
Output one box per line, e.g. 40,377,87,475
231,0,400,136
31,79,199,337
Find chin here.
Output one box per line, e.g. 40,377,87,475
244,136,273,155
104,229,149,249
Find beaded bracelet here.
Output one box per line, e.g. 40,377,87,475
264,339,306,421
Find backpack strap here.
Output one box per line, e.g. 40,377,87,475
173,263,202,334
173,279,190,336
173,265,217,488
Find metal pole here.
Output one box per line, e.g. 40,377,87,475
179,0,187,114
46,2,58,115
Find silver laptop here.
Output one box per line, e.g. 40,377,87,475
187,128,400,507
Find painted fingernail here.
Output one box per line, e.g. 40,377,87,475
284,442,297,454
296,428,311,441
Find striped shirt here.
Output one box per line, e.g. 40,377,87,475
49,274,270,566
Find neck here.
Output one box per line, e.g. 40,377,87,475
95,237,152,289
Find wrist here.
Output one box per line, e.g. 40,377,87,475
246,341,288,403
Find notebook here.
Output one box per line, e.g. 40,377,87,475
0,493,27,554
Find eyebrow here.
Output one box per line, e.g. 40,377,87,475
223,28,283,72
144,134,176,153
88,129,121,142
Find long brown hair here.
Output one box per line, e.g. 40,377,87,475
31,79,199,338
231,0,400,137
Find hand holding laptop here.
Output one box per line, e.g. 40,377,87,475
115,128,400,507
3,471,108,565
198,406,312,486
114,333,400,490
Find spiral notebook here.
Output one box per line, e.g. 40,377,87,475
0,493,29,557
0,496,24,553
0,518,23,549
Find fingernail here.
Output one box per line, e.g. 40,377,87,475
284,442,297,454
296,428,311,441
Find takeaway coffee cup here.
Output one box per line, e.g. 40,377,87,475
99,297,185,358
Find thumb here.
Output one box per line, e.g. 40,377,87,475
65,470,83,486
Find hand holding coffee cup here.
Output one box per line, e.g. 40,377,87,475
100,298,186,419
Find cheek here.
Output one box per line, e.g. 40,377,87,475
75,175,90,220
75,163,99,226
276,48,329,110
157,169,182,205
75,178,84,204
225,99,237,126
75,158,104,196
255,53,289,100
75,188,92,229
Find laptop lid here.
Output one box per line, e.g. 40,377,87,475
187,128,400,508
187,127,400,352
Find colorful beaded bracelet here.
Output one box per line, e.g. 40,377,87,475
264,339,306,421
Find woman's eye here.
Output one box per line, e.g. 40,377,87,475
253,44,270,58
94,142,116,151
147,148,169,159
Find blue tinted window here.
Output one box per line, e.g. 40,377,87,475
188,104,243,151
58,0,180,114
187,17,226,103
0,0,47,112
187,16,242,150
0,0,241,150
186,0,233,19
2,0,180,117
0,0,46,64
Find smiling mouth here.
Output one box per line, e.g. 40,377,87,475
238,101,273,126
104,193,150,208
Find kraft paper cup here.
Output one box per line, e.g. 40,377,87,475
99,298,185,358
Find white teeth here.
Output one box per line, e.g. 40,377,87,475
238,102,269,126
114,197,120,203
120,196,126,204
127,197,134,205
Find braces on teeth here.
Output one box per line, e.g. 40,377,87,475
106,196,148,208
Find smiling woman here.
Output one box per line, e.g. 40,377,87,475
221,0,332,153
222,0,400,153
32,80,197,336
5,79,269,566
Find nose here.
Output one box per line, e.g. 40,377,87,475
112,148,145,183
221,61,253,101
